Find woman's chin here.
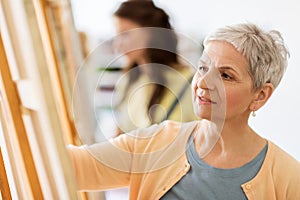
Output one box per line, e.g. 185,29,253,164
194,111,211,121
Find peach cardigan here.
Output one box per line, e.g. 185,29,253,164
68,120,300,200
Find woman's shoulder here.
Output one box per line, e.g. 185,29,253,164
267,141,300,175
268,141,299,163
263,141,300,196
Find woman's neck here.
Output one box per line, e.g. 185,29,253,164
195,118,267,168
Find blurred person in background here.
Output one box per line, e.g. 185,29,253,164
112,0,197,135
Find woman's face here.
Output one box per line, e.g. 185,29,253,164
114,17,149,64
192,41,256,122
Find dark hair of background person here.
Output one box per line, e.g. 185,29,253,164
113,0,180,117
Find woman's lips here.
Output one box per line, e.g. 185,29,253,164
197,96,217,105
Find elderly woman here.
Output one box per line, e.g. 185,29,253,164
68,23,300,199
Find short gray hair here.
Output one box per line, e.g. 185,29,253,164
203,23,289,90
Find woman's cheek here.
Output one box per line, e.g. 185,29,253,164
225,88,250,110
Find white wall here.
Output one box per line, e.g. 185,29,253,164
71,0,300,161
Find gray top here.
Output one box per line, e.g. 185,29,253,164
161,136,268,200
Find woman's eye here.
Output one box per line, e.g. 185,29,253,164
198,66,208,74
221,73,233,80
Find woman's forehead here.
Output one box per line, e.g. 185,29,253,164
201,41,248,66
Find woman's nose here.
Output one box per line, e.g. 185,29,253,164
196,71,215,90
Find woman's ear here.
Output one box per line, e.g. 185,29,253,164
250,83,274,111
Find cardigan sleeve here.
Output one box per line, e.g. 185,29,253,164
67,122,165,191
67,142,131,191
